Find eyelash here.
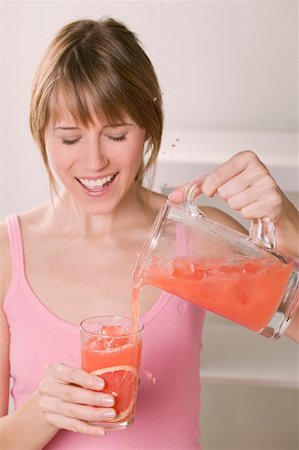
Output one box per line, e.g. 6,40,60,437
109,135,126,142
62,135,126,145
62,139,80,145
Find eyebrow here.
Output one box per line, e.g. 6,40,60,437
53,127,79,131
53,122,133,131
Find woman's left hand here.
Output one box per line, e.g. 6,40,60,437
169,150,299,255
169,150,284,222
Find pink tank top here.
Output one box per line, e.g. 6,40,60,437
4,215,205,449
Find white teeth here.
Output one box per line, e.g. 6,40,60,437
78,174,115,189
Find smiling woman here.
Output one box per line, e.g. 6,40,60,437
1,17,207,450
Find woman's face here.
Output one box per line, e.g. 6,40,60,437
44,108,147,215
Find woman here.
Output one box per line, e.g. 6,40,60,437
0,17,298,450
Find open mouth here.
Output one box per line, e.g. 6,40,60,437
76,172,119,191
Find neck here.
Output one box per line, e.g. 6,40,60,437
49,184,151,238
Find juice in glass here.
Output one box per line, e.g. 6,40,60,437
80,316,143,430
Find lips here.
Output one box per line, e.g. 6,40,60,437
76,172,119,192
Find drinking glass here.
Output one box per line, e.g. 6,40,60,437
80,315,144,430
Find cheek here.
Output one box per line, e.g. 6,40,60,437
46,144,73,173
46,149,63,174
122,150,143,173
123,137,145,169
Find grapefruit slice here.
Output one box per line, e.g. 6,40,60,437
92,365,138,422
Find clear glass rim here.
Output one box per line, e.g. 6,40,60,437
79,315,144,337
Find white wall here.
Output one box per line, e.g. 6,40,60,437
0,0,298,219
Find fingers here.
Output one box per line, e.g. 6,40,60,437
203,152,282,221
210,165,267,201
168,187,185,203
38,363,116,436
39,376,114,407
44,413,106,436
202,150,264,197
168,152,260,203
168,150,283,222
44,363,105,391
224,186,283,221
39,396,116,423
168,174,207,203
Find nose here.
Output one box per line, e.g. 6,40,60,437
84,139,109,172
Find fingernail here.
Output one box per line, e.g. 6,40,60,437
92,427,106,437
103,410,116,419
95,377,105,389
101,397,114,407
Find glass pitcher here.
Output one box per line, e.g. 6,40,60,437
132,177,299,339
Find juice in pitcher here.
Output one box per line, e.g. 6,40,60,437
135,254,294,332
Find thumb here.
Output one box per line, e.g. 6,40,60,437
168,176,208,204
168,186,186,203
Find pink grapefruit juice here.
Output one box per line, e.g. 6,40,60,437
81,330,142,372
135,255,293,331
81,325,142,424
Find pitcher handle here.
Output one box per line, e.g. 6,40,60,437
249,218,276,249
182,175,208,217
183,177,277,249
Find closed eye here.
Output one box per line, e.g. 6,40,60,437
108,135,127,142
62,138,81,145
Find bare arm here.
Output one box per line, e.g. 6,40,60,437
0,365,115,449
0,392,58,450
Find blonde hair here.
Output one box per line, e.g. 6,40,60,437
30,17,163,190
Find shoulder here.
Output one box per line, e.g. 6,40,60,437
18,202,50,228
200,206,247,234
140,187,166,216
0,203,50,303
149,191,167,212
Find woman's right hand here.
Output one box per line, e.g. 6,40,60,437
37,363,116,436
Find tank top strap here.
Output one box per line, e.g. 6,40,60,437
5,214,26,283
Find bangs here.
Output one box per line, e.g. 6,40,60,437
48,62,128,127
